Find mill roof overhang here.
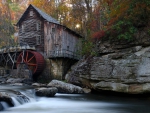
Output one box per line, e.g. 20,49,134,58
16,4,83,38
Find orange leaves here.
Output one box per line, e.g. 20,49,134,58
127,0,150,27
108,0,150,25
30,0,56,16
109,0,130,20
104,0,150,41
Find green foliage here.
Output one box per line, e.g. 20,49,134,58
6,0,12,3
128,0,150,27
106,0,150,40
0,1,15,48
110,20,137,40
9,3,20,12
80,30,97,56
148,29,150,36
81,39,94,56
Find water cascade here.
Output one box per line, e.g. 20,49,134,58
0,85,150,113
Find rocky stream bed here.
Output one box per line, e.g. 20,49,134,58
0,74,90,111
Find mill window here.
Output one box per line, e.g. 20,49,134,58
51,28,55,39
47,26,49,35
30,10,33,16
52,28,55,33
47,29,48,35
36,22,41,31
67,46,69,50
36,36,41,45
22,24,24,33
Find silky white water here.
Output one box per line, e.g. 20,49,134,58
1,85,150,113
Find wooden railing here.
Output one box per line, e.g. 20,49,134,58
48,49,81,60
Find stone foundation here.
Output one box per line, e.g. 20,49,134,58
38,58,77,83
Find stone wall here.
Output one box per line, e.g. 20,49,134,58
37,59,52,83
38,58,77,83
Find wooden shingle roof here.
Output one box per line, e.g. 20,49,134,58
31,5,60,24
17,4,60,25
16,4,83,38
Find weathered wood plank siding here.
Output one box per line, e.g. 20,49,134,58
44,22,62,57
18,8,44,54
18,5,81,59
44,21,81,59
62,29,80,52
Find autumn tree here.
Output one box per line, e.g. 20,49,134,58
30,0,59,19
30,0,101,38
8,0,29,24
0,0,15,48
105,0,150,40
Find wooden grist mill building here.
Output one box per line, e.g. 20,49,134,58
16,4,82,81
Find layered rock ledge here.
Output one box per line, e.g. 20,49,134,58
66,34,150,94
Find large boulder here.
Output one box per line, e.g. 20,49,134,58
82,88,91,94
32,83,41,87
35,87,58,97
47,80,84,94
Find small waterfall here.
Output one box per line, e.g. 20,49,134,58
20,89,36,102
11,97,21,106
11,89,36,106
0,101,9,110
14,94,30,104
0,86,36,111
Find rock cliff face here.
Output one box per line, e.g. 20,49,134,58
66,31,150,94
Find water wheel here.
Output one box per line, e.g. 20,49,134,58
16,50,45,80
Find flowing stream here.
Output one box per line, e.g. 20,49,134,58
1,85,150,113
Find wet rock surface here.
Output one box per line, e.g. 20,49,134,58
35,87,58,97
82,88,91,94
6,78,23,84
0,84,34,111
0,71,33,85
0,92,14,107
48,80,84,94
32,83,47,87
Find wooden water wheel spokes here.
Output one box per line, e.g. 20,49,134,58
17,51,37,73
16,50,45,80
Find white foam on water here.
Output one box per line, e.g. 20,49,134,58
1,102,9,110
1,94,125,113
11,97,21,106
